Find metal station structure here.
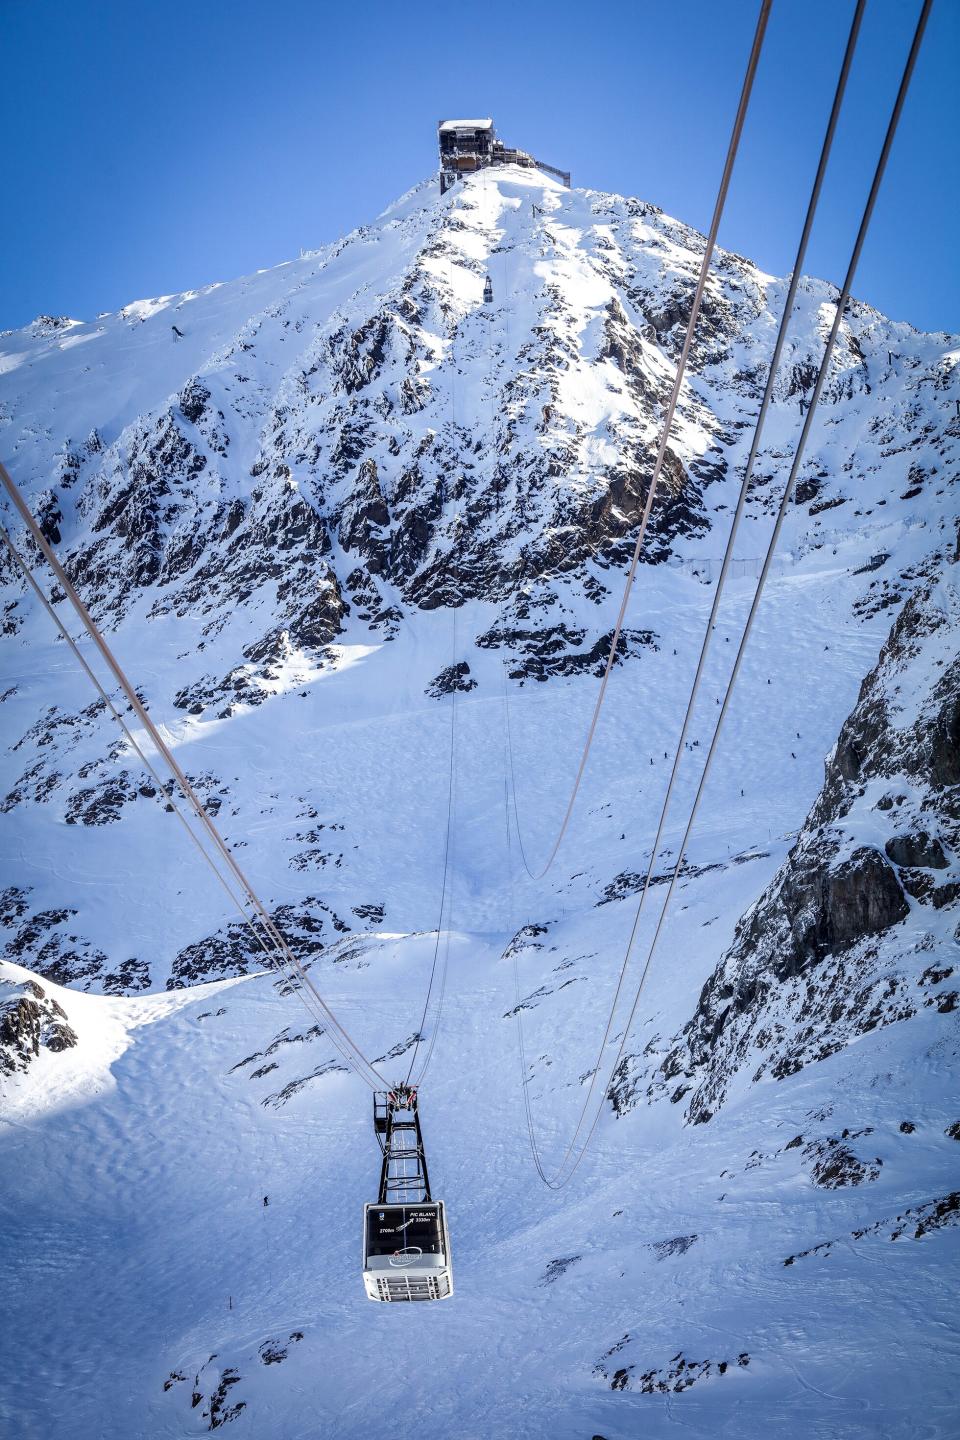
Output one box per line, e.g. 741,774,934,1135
438,117,571,195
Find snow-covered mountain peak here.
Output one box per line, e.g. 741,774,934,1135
1,165,958,1439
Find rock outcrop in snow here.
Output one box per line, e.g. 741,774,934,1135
0,972,77,1076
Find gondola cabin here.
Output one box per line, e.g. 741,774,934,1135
362,1201,453,1302
362,1086,453,1302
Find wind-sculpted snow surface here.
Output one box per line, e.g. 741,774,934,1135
1,168,959,1437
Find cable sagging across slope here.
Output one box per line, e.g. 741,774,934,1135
0,459,389,1091
404,523,460,1089
514,0,933,1189
0,525,277,954
513,0,868,1188
400,301,477,1089
0,521,377,1078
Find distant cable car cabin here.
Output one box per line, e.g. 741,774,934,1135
483,275,493,304
438,117,571,195
362,1085,453,1302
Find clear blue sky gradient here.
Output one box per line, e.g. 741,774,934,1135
2,0,957,334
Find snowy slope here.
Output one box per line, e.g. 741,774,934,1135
1,166,958,1438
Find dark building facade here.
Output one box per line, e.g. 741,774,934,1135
438,118,570,195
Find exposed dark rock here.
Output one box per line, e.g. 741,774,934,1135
931,880,960,910
540,1256,581,1285
168,898,350,988
230,1023,325,1075
713,844,907,993
65,771,141,825
594,1341,749,1394
372,1031,424,1065
351,902,385,924
426,660,477,697
207,1368,244,1429
929,690,960,788
31,314,74,333
806,1135,881,1189
599,296,661,408
885,830,949,869
919,964,953,987
179,379,212,426
478,620,657,684
261,1059,347,1108
102,958,151,994
0,978,77,1077
504,923,549,957
784,1191,960,1263
0,887,31,928
2,900,112,991
597,852,767,906
336,457,391,568
258,1332,304,1366
854,551,890,575
649,1234,697,1260
914,1191,960,1235
289,847,342,873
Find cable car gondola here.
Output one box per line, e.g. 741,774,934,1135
483,275,493,304
362,1086,453,1302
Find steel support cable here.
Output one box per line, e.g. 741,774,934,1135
524,0,933,1190
0,525,377,1077
1,531,392,1082
1,524,284,961
506,0,773,882
406,713,456,1088
501,640,562,1179
498,0,774,1175
516,0,869,1188
409,640,458,1087
0,460,388,1091
405,537,458,1088
402,308,466,1087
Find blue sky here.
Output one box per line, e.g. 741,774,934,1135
1,0,956,333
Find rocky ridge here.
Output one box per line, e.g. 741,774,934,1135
610,536,960,1123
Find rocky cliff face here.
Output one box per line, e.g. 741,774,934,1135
620,536,960,1123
